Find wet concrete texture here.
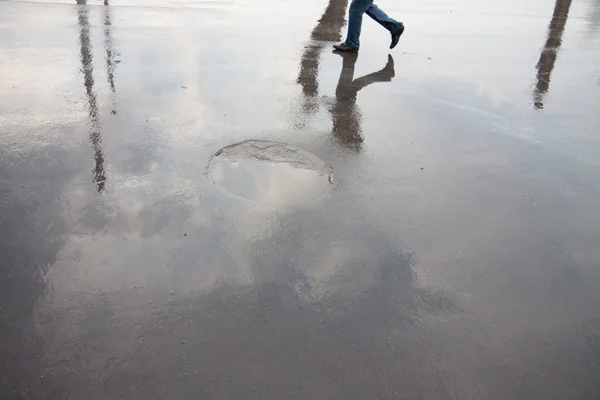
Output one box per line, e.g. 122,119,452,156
1,0,600,398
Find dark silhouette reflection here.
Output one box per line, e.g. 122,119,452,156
297,0,349,112
103,1,118,114
77,1,113,193
330,53,394,150
297,0,395,150
533,0,572,110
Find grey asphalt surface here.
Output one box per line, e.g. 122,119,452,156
1,0,600,398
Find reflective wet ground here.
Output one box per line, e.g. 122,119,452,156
1,0,600,398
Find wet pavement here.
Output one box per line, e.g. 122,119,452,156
1,0,600,398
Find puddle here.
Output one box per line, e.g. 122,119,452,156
206,140,333,206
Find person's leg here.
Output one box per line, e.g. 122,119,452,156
345,0,374,49
365,3,402,33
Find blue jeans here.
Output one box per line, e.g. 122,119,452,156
345,0,402,49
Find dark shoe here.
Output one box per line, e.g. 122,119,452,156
333,42,358,53
390,24,404,49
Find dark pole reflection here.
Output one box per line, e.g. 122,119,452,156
297,0,349,113
330,53,394,150
77,1,106,193
103,1,118,114
533,0,572,110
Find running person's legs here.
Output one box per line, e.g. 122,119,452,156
366,4,404,49
334,0,404,51
365,4,402,34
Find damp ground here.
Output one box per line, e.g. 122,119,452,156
1,0,600,398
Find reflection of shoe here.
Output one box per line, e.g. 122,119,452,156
383,55,395,77
390,24,404,49
333,42,359,52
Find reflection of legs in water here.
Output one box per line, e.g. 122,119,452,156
296,0,396,144
331,53,395,150
331,54,363,148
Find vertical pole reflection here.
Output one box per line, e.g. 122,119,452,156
533,0,572,110
297,0,349,114
103,1,118,115
77,1,106,193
